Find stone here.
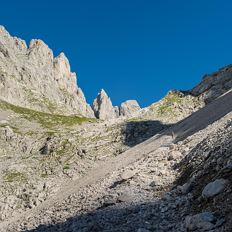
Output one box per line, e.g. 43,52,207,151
102,195,117,206
120,169,136,180
149,181,157,187
202,179,228,198
224,159,232,170
168,151,182,161
185,212,216,231
117,192,134,202
178,182,192,194
39,143,49,155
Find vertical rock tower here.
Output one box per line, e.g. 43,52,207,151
92,89,118,120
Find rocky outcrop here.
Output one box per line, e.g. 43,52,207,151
190,64,232,103
120,100,140,117
0,26,94,117
92,89,118,120
92,90,141,120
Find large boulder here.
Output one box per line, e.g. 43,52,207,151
185,212,216,231
202,179,228,198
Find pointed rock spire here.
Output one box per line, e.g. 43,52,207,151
92,89,118,120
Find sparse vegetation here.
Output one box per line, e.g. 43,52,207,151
157,91,183,115
25,88,61,114
3,171,27,183
63,164,70,170
0,99,94,128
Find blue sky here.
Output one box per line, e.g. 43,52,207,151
1,0,232,107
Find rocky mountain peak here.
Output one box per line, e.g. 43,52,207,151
0,26,142,120
0,26,94,117
92,89,118,120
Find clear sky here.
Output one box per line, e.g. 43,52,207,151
1,0,232,107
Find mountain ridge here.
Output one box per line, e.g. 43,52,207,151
2,26,232,121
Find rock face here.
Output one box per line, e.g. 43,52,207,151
0,26,94,117
191,64,232,103
92,89,118,120
120,100,140,117
92,90,141,119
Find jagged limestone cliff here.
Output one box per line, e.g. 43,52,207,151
0,26,94,117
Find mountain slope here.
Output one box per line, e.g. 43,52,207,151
1,88,232,232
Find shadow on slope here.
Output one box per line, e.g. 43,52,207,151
23,198,184,232
23,133,232,232
172,90,232,142
172,119,232,232
121,120,171,147
122,90,232,149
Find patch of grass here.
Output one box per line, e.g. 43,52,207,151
0,99,94,128
157,104,174,115
3,171,27,183
40,173,48,178
157,91,183,115
0,123,8,128
63,164,70,170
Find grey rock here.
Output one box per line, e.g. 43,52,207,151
120,169,136,180
185,212,215,231
117,192,134,202
202,179,228,198
168,151,182,161
224,159,232,170
39,143,49,155
149,181,157,187
178,182,192,195
102,195,117,206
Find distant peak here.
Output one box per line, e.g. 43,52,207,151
99,88,107,96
